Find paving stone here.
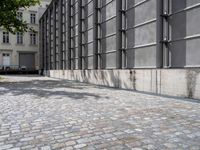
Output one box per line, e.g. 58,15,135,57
41,146,51,150
164,143,177,148
0,75,200,149
0,144,13,150
7,148,21,150
132,148,143,150
60,147,73,150
76,138,90,144
21,144,35,150
30,148,38,150
51,143,65,149
65,141,76,146
74,144,87,149
20,137,34,142
0,135,10,139
190,146,200,150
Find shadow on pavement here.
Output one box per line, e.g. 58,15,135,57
0,79,105,100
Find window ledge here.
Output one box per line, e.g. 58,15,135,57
1,43,11,45
16,43,25,46
29,44,38,47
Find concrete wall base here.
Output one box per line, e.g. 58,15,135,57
44,69,200,100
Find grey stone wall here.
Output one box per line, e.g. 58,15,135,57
40,0,200,99
40,0,200,69
45,69,200,100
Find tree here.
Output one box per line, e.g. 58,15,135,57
0,0,40,34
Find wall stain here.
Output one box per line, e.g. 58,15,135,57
186,70,200,98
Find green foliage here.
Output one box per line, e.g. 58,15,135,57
0,0,40,34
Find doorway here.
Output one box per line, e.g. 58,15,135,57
3,53,11,67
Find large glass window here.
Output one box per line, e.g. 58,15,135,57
17,32,23,44
30,33,37,45
30,13,36,24
3,32,9,43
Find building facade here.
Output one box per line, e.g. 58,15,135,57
0,0,50,71
40,0,200,100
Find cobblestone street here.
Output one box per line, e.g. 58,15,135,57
0,75,200,150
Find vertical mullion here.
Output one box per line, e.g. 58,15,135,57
58,0,63,70
82,3,86,69
53,2,56,70
78,0,82,69
73,1,76,69
123,0,127,68
43,17,46,70
98,1,102,69
163,0,170,68
39,19,44,71
42,19,45,69
116,0,123,69
48,9,51,70
93,0,98,69
156,0,163,68
63,0,67,70
50,9,52,70
46,14,49,70
45,15,48,70
99,1,106,69
67,0,72,70
71,1,75,69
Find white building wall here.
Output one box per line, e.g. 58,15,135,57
0,0,50,70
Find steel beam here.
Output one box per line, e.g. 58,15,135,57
39,20,44,71
93,0,98,69
156,0,164,68
78,0,82,69
63,0,67,70
72,1,76,69
162,0,170,68
67,0,71,70
53,2,56,70
44,14,47,70
116,0,123,69
58,0,63,70
48,9,51,70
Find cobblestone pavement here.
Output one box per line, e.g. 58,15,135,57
0,75,200,150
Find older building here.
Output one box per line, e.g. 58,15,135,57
40,0,200,100
0,0,51,72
